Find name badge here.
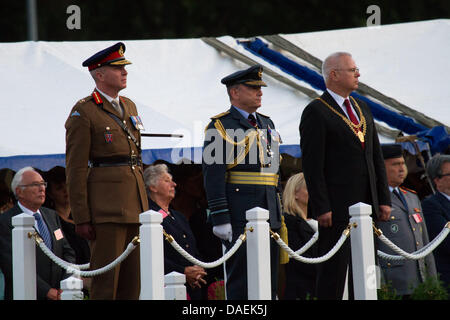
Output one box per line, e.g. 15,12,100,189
412,213,423,223
54,228,64,240
130,115,145,130
158,209,168,219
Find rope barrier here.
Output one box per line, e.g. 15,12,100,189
271,224,352,264
294,230,319,255
29,232,140,277
163,229,247,269
374,222,450,261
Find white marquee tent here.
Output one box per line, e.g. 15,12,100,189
0,19,448,171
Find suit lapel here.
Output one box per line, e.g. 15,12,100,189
96,91,123,118
322,91,347,118
6,205,23,229
392,191,408,213
256,113,268,130
436,193,450,219
119,96,130,118
321,91,362,144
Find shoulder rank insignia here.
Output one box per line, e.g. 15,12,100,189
400,186,416,194
211,111,230,119
92,91,103,105
70,110,81,117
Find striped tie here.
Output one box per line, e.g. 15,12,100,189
33,213,53,251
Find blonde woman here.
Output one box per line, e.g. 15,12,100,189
282,173,318,300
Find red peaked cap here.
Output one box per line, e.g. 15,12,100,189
82,42,131,71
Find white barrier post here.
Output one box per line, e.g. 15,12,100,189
139,210,165,300
12,213,36,300
349,202,377,300
60,275,84,300
164,271,187,300
246,207,271,300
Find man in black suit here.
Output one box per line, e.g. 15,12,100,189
422,154,450,294
0,167,75,300
299,52,391,299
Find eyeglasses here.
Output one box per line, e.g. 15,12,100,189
335,68,360,74
19,182,48,188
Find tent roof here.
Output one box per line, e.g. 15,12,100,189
281,19,450,126
1,19,448,171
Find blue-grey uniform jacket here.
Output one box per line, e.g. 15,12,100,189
202,106,282,234
376,187,437,295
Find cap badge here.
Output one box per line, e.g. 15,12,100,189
119,46,124,57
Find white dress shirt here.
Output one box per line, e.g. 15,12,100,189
327,88,360,122
18,201,44,233
232,105,257,124
96,87,119,105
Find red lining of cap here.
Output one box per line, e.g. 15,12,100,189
88,51,122,71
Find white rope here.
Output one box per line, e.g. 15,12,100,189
35,236,138,277
376,222,450,261
164,232,246,269
74,262,90,270
273,227,351,264
294,230,319,255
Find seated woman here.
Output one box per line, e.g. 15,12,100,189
44,167,91,265
44,166,91,295
143,164,207,300
282,172,318,300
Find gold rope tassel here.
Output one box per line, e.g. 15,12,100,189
278,216,289,264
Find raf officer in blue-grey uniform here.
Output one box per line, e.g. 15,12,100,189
202,65,282,299
376,144,437,297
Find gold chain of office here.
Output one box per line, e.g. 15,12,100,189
317,96,367,143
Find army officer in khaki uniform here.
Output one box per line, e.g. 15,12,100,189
65,42,148,299
376,144,437,297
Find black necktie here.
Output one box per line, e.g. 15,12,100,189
248,114,257,127
393,189,409,211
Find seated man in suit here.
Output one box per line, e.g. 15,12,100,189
422,154,450,294
376,144,437,298
0,167,75,300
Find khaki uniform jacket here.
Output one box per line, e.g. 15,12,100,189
65,91,148,225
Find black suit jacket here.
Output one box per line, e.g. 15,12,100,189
300,91,390,222
0,205,76,300
422,192,450,279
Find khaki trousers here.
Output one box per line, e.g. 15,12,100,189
89,223,140,300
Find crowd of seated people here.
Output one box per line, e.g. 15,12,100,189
0,146,448,300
